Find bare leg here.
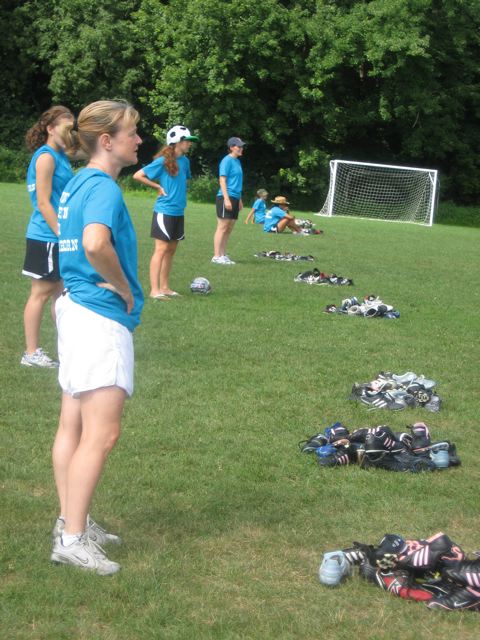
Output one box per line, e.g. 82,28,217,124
52,393,82,517
63,386,126,534
214,219,236,257
24,279,63,353
159,240,178,293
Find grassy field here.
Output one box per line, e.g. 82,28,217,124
1,182,480,639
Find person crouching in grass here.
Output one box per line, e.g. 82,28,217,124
244,188,268,225
263,196,302,233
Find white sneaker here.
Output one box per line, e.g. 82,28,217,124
52,516,122,545
21,348,59,368
51,533,120,575
211,255,235,265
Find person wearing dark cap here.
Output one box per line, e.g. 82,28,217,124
212,136,245,265
263,196,303,233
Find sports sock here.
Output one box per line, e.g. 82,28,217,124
61,532,83,546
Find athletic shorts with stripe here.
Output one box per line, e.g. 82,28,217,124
22,238,60,281
216,196,240,220
150,212,185,242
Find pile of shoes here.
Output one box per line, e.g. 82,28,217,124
294,218,316,230
299,422,460,472
294,268,353,286
293,228,323,235
324,294,399,318
319,532,480,612
254,251,315,262
350,370,442,412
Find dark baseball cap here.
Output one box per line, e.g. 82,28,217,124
227,136,246,148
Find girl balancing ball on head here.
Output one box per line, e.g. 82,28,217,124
133,125,198,300
50,100,144,575
21,106,75,368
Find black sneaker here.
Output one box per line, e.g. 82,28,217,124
373,534,407,568
427,585,480,611
298,432,328,453
409,422,431,453
364,426,405,455
316,445,353,467
324,423,350,443
360,391,408,411
443,560,480,588
397,533,465,574
362,449,435,473
406,384,432,405
342,545,369,566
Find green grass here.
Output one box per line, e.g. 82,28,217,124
1,182,480,639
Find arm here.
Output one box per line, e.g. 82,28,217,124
244,207,255,224
83,223,134,313
35,153,60,236
219,176,232,210
132,168,166,196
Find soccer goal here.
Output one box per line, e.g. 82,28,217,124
316,160,439,226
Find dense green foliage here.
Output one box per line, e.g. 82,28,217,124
1,1,480,204
2,182,480,638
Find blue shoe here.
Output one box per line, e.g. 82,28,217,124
319,551,352,586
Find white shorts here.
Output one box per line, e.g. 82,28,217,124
56,293,134,397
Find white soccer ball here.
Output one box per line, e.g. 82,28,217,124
167,125,192,145
190,277,211,295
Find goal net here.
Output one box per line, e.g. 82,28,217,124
316,160,439,226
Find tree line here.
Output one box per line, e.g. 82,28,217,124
2,0,479,205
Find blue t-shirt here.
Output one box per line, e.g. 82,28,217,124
216,154,243,199
263,205,286,232
143,155,192,216
58,169,144,332
26,145,74,242
252,198,267,224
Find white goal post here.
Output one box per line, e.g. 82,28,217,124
316,160,439,226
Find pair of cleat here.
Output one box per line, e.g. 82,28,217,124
255,251,315,262
295,269,352,286
361,426,436,472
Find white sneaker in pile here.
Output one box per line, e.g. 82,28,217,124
21,348,59,368
51,533,120,575
52,516,122,545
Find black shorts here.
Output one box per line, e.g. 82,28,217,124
216,196,240,220
22,238,60,281
150,212,185,242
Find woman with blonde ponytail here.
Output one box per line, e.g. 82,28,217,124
21,106,75,368
50,100,144,575
133,124,198,299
